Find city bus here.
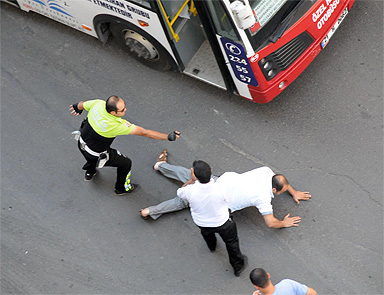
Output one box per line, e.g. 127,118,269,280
3,0,355,103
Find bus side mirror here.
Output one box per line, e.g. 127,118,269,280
229,0,255,30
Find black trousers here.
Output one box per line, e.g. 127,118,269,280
78,142,132,191
199,218,245,272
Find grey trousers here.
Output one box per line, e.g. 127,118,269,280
148,163,191,220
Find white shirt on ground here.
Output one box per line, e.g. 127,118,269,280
216,166,275,215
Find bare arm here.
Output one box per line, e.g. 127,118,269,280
306,287,317,295
182,168,197,187
263,213,301,228
69,101,84,116
130,125,180,141
287,184,311,204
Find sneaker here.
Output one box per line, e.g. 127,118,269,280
114,184,139,195
234,255,248,277
84,171,97,181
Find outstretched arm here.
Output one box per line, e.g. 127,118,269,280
130,125,180,141
287,184,311,204
263,213,301,228
69,101,84,116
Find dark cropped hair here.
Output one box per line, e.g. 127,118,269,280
250,268,269,288
192,160,211,184
106,95,120,113
272,174,288,193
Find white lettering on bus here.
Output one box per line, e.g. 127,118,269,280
235,64,249,74
317,0,339,29
312,4,326,22
312,0,340,29
228,55,248,65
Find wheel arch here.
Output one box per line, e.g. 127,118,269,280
93,14,123,44
93,14,178,71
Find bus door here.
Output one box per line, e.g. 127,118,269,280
178,0,256,100
197,0,259,101
156,0,226,90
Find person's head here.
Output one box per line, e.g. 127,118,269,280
272,174,289,195
250,268,271,289
192,160,211,184
106,95,126,117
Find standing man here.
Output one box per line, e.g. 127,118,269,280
177,160,247,277
249,268,317,295
69,96,180,195
140,150,311,228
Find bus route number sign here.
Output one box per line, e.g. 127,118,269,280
220,38,258,87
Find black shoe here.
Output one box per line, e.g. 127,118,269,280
84,171,97,181
234,255,248,277
114,184,138,195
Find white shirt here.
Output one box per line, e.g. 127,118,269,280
216,166,275,215
177,179,229,227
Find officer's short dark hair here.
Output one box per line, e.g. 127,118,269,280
192,160,211,184
272,174,288,193
250,268,269,288
106,95,120,113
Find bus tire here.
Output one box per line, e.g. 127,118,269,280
110,22,175,71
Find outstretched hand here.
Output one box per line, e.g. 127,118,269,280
69,105,82,116
69,102,84,116
168,131,181,141
69,105,78,116
282,213,301,227
182,171,197,187
292,191,311,204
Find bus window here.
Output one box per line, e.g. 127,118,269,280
205,1,240,42
246,0,300,50
249,0,288,34
160,0,191,20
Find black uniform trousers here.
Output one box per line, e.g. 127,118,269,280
199,218,245,272
78,142,132,191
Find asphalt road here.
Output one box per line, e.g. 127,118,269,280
1,1,383,294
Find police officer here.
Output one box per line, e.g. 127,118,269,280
69,95,180,195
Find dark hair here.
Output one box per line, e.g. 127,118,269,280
106,95,120,113
250,268,269,288
272,174,288,193
192,160,211,184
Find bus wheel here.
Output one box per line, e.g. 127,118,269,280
110,22,174,71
